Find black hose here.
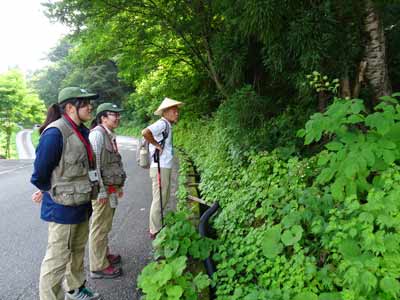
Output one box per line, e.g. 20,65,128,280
199,202,219,299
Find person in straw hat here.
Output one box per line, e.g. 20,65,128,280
141,97,184,239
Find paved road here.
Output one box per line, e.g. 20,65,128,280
0,136,156,300
16,129,35,159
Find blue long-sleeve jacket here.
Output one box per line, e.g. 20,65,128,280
30,125,92,224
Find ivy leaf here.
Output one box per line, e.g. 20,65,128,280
170,256,187,277
294,291,318,300
281,225,303,246
166,285,183,300
153,263,173,286
262,226,283,258
282,212,301,228
380,276,400,298
193,273,210,290
164,240,180,258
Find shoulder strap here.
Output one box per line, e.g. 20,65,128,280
161,119,170,140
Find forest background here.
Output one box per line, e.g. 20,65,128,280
2,0,400,299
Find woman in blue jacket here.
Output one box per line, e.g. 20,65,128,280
31,87,101,300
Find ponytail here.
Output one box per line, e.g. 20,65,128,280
90,111,108,129
90,117,99,129
39,103,62,134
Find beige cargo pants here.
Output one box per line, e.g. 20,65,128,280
149,167,171,234
39,220,89,300
89,199,115,271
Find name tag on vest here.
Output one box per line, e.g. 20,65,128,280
88,170,99,182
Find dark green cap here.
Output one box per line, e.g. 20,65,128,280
96,102,124,115
58,87,99,104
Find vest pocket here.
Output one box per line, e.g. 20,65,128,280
52,182,92,206
64,153,88,178
102,168,126,186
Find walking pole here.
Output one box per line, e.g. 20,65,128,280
154,149,164,228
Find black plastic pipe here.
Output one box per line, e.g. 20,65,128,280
199,202,219,299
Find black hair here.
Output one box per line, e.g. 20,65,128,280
90,111,109,129
39,98,90,134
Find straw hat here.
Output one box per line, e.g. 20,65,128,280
154,97,184,116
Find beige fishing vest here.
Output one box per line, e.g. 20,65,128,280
45,117,98,206
92,125,126,187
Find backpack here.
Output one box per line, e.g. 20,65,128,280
137,119,170,169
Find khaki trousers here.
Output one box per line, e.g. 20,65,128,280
89,199,115,271
39,221,89,300
149,167,171,234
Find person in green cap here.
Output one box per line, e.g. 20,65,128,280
88,103,126,279
30,87,102,300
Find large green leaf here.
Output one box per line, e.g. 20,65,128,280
281,225,303,246
166,285,183,300
262,226,283,258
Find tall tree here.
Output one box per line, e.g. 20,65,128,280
0,70,45,158
364,0,392,100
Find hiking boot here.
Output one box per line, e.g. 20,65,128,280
90,265,122,279
65,287,101,300
107,254,121,265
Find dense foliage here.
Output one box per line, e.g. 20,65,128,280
27,0,400,299
175,95,400,300
0,70,45,158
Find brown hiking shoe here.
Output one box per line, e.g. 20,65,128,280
90,265,122,279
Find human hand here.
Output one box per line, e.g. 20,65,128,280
32,190,43,203
98,197,108,205
155,144,163,156
118,191,124,198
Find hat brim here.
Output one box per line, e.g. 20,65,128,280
154,103,183,116
76,93,99,100
106,108,124,112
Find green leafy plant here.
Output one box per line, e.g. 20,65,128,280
152,211,214,261
138,256,210,300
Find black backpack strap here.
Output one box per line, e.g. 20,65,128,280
159,119,170,148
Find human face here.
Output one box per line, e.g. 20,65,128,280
77,99,94,123
163,106,179,124
102,111,121,130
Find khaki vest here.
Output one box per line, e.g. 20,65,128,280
92,125,126,187
45,117,98,206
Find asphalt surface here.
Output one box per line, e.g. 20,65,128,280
16,130,35,159
0,135,159,300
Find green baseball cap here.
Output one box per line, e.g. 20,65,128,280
96,102,124,116
58,87,99,104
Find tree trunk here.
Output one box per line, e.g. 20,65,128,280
364,0,392,101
